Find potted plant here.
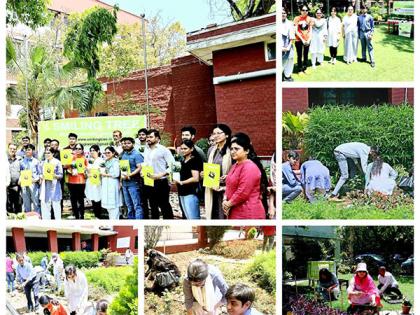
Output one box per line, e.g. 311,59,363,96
99,162,106,175
121,166,129,178
402,298,412,314
282,111,309,169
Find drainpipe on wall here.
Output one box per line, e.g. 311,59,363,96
404,88,408,103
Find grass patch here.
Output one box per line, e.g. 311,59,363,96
282,197,414,220
290,25,413,82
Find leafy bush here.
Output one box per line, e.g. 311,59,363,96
206,226,229,249
85,265,132,294
304,104,414,175
61,251,101,268
27,252,50,266
246,250,276,293
211,240,259,259
196,138,210,156
109,256,138,315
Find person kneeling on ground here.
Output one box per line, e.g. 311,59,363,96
39,295,68,315
145,249,181,294
183,259,229,315
347,263,381,314
282,151,302,203
226,283,263,315
300,157,331,203
377,266,403,299
317,268,340,301
365,147,397,196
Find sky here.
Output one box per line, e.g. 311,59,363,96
102,0,233,32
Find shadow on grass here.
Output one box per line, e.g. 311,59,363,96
377,32,414,54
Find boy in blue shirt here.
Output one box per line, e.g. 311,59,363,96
226,283,263,315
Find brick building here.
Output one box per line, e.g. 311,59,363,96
6,225,138,254
283,88,414,113
6,0,141,144
100,13,276,157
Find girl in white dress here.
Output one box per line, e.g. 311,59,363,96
327,7,342,64
365,147,398,195
342,6,358,64
309,9,327,68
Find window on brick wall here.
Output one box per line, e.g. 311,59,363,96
265,41,276,61
309,88,388,106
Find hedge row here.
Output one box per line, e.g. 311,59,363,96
85,265,132,294
303,104,414,175
14,251,102,268
246,250,276,293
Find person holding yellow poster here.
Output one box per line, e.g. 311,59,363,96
67,144,88,219
203,124,232,220
101,146,122,219
173,140,201,219
85,145,104,219
39,148,63,220
19,144,41,213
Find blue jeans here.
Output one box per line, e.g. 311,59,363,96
22,183,40,213
122,184,143,219
179,194,200,219
6,272,15,292
282,184,302,203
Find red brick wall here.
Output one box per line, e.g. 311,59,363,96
111,226,138,254
213,43,275,77
282,88,309,113
214,75,275,156
170,56,217,141
389,88,414,105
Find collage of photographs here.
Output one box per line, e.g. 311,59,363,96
0,0,417,315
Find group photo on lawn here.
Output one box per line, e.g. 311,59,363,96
282,0,414,82
5,0,276,221
282,226,414,315
282,88,414,219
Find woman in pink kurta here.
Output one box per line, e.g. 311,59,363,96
347,263,380,306
223,133,266,219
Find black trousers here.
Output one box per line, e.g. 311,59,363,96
68,183,86,219
149,178,173,219
7,185,21,213
378,284,403,297
92,200,102,219
24,277,39,310
295,41,309,71
329,46,338,58
140,177,152,219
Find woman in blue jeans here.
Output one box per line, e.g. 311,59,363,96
174,140,201,219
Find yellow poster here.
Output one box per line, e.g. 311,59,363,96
90,168,101,186
119,160,131,175
76,158,85,174
60,149,73,165
43,163,55,181
142,165,154,187
20,170,33,187
203,163,221,188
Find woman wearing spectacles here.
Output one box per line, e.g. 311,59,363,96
294,5,312,73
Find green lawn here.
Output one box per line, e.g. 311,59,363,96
282,197,414,220
287,274,414,312
290,25,414,82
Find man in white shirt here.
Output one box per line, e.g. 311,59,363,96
377,266,403,299
144,129,175,219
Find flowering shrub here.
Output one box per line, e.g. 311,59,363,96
347,188,413,210
285,295,348,315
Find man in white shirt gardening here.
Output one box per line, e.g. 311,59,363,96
377,266,403,299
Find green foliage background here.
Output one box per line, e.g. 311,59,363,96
109,256,138,315
303,104,414,174
14,251,101,268
85,265,132,294
246,250,276,293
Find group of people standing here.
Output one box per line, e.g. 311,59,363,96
7,125,276,220
283,142,399,203
282,4,375,81
7,252,108,314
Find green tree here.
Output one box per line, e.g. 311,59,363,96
208,0,276,20
6,0,52,29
